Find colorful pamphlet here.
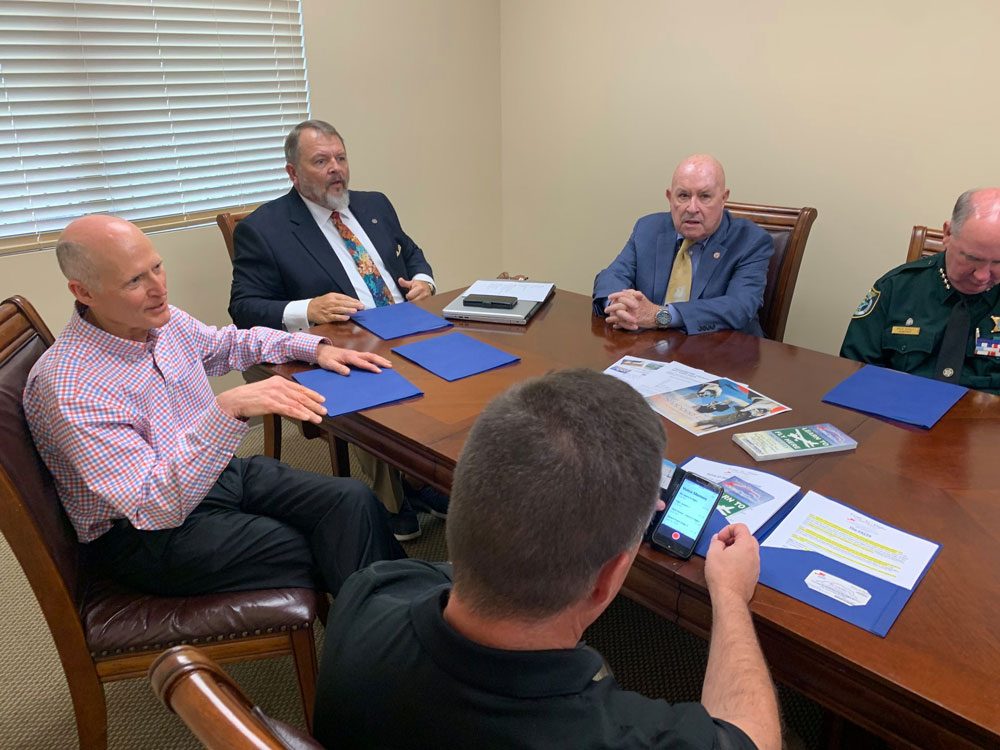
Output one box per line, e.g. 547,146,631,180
646,378,791,436
732,423,857,461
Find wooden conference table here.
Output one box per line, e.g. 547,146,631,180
267,289,1000,749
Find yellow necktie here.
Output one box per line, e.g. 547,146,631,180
665,239,693,304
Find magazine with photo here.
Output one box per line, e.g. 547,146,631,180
646,378,791,436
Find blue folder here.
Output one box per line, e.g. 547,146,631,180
756,498,941,637
292,368,422,417
680,457,803,558
352,302,452,340
391,332,520,381
822,364,966,428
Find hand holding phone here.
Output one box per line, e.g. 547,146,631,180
648,469,723,559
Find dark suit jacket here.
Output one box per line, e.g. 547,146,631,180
229,189,433,330
592,210,773,336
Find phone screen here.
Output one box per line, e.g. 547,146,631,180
651,474,722,558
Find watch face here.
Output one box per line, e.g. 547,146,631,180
656,308,671,327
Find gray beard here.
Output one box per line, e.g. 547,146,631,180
327,190,350,212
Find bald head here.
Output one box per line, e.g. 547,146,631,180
943,188,1000,295
56,215,150,290
666,154,730,241
672,154,727,190
951,188,1000,236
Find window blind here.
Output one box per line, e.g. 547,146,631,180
0,0,310,252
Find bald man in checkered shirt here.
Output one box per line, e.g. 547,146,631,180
23,215,404,596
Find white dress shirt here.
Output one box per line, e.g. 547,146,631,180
282,193,436,332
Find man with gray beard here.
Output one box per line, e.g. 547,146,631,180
229,119,446,540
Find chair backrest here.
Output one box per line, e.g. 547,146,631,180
0,296,96,664
150,645,322,750
216,210,254,261
726,201,818,342
906,224,944,263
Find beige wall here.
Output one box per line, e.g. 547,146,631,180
1,0,501,391
500,0,1000,354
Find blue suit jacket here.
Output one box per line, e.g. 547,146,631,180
592,210,773,336
229,189,434,330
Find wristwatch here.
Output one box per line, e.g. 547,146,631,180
655,306,672,328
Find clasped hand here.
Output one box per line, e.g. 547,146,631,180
216,345,392,423
604,290,659,330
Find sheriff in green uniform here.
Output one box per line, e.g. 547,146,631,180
841,188,1000,395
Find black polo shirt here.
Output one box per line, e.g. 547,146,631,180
314,559,755,749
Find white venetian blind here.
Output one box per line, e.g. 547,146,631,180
0,0,310,252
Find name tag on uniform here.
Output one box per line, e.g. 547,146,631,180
891,325,921,335
974,337,1000,357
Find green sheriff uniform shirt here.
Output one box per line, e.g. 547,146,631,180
840,252,1000,395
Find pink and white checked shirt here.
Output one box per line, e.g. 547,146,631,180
24,304,326,543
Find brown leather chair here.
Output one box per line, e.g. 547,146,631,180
150,645,322,750
906,224,945,262
726,201,818,342
0,295,320,750
216,211,351,476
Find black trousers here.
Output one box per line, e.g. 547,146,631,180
88,456,406,596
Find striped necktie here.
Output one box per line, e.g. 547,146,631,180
331,211,393,307
665,238,693,304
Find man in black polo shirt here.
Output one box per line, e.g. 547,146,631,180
314,369,780,750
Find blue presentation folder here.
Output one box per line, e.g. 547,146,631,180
756,498,941,637
292,368,422,417
681,457,803,559
352,302,452,340
392,332,520,381
822,364,966,428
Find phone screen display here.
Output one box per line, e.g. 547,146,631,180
652,475,721,557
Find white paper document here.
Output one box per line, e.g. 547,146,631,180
462,279,555,302
682,457,800,534
761,491,939,590
603,356,716,397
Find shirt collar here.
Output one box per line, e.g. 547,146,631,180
68,302,160,362
300,191,354,227
409,586,609,699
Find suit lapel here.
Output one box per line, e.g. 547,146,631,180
652,223,677,306
690,211,731,300
285,190,356,297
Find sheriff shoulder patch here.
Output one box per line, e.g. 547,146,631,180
852,287,880,318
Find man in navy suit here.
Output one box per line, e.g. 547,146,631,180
593,154,773,336
229,120,446,540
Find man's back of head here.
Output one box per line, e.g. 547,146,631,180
446,368,665,621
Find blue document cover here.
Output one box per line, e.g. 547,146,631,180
352,302,452,340
292,368,422,417
392,332,520,381
678,457,803,558
757,493,941,637
822,364,966,428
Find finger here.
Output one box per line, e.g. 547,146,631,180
348,355,382,373
364,353,393,368
397,277,411,289
405,287,420,301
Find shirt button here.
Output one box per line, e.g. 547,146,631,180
943,367,955,378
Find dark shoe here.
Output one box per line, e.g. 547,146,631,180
404,483,449,520
390,503,421,542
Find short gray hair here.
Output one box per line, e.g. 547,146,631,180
55,239,100,288
284,119,344,165
446,369,666,620
951,189,979,235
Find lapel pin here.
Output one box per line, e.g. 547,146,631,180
713,251,721,259
371,218,378,224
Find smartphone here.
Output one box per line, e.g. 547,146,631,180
649,470,724,559
463,294,518,309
